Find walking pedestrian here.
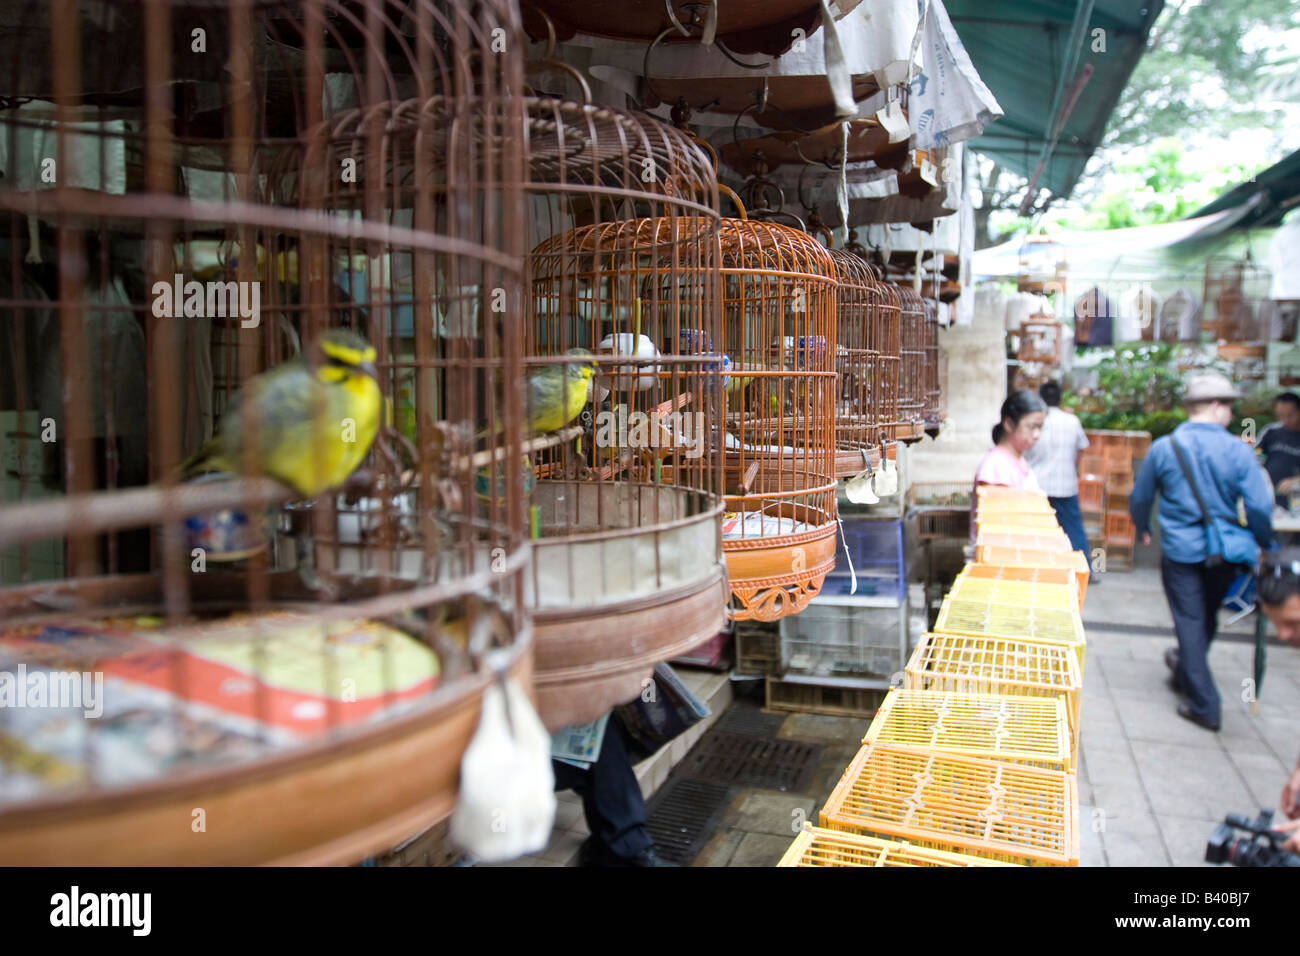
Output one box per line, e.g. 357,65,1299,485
1024,381,1092,569
973,389,1047,493
1129,373,1275,731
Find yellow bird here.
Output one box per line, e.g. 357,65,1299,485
181,329,382,497
523,348,599,434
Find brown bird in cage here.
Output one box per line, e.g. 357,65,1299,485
180,329,381,497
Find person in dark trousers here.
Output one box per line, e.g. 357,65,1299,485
551,714,676,867
1024,381,1092,576
1257,392,1300,507
1129,373,1275,732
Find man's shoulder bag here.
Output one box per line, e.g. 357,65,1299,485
1170,435,1257,571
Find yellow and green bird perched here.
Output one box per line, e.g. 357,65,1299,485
523,348,599,434
181,329,382,497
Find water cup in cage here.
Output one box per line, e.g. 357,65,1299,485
680,328,731,388
182,473,275,562
797,336,828,367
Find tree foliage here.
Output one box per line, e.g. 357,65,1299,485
1103,0,1297,150
973,0,1300,245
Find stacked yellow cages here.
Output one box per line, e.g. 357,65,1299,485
779,479,1095,868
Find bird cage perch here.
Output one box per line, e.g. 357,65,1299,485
0,0,534,865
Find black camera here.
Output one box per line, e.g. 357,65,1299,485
1206,808,1300,867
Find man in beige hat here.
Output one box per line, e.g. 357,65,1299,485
1129,372,1275,731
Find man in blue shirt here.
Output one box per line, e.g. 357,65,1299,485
1130,373,1275,731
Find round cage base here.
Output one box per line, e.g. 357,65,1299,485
724,522,838,623
886,421,927,444
0,574,533,866
533,569,727,731
834,445,884,479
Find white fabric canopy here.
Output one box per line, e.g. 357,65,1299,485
1270,216,1300,300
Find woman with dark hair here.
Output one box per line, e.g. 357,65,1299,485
973,389,1048,494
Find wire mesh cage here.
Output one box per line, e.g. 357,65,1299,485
892,282,925,438
522,98,727,728
827,247,882,476
0,0,534,865
716,218,838,622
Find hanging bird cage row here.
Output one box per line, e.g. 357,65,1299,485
893,282,927,438
522,97,728,728
0,0,535,866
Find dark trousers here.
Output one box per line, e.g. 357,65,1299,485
551,715,653,859
1160,555,1239,724
1048,494,1090,557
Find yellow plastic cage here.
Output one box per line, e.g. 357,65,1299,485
862,688,1072,772
820,742,1078,866
904,632,1082,753
778,823,1019,867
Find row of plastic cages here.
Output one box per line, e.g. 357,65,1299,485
781,487,1088,867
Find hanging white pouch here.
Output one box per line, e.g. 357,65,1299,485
874,457,899,497
449,656,556,863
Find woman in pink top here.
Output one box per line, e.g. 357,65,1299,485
974,390,1047,498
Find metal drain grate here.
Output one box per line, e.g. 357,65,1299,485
679,731,822,792
644,778,735,866
715,705,788,737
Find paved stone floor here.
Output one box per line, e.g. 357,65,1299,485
1076,564,1300,866
501,560,1300,867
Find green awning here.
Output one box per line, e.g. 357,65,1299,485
1183,148,1300,233
944,0,1165,202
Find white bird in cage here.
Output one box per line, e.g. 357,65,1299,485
598,333,661,393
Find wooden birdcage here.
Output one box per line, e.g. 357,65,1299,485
827,247,883,476
0,0,533,865
1018,315,1063,364
869,267,904,443
716,219,838,622
842,231,901,439
893,282,927,441
922,296,941,428
1203,255,1272,343
523,100,727,729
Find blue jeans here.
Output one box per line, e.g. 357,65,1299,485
1160,555,1239,725
1048,495,1090,556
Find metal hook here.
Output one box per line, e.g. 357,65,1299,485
519,0,559,59
664,0,692,36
